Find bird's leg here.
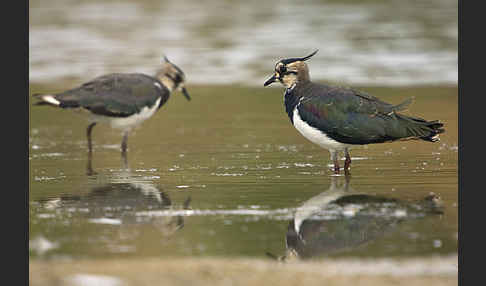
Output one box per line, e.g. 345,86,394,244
121,132,128,154
344,148,352,175
86,123,97,176
120,131,130,170
330,150,340,174
87,122,97,154
121,147,128,170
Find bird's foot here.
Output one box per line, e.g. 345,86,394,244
344,163,351,175
344,168,351,177
344,161,351,169
333,166,340,174
86,151,97,175
121,151,129,170
344,156,352,175
344,148,352,175
86,161,97,176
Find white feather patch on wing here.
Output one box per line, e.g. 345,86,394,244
41,95,61,106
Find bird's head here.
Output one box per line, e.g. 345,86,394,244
264,50,318,88
156,56,191,101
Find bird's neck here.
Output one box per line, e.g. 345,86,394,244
284,84,302,124
158,76,175,92
152,76,172,110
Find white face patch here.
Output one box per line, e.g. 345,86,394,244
159,77,174,92
292,107,348,152
281,73,298,88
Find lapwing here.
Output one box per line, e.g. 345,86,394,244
264,50,445,174
33,56,190,157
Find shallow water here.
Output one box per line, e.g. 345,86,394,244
29,0,458,263
29,84,458,260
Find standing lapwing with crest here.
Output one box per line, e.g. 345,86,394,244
33,56,191,160
264,50,444,174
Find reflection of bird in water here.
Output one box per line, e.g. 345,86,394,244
51,182,190,237
39,155,191,239
267,174,443,261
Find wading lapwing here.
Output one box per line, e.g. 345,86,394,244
264,50,444,174
33,56,190,159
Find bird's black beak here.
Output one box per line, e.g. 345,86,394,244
264,74,277,87
181,87,191,101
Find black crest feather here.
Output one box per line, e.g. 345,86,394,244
281,49,319,65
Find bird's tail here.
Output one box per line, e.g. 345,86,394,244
396,113,445,142
32,93,61,106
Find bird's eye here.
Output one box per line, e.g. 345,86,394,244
175,75,182,83
279,65,287,74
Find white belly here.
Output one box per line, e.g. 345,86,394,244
292,108,348,152
89,98,161,131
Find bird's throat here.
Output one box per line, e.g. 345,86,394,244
284,85,301,124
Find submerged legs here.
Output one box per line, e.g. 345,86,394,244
121,131,129,168
85,124,130,174
121,132,128,154
330,148,352,175
330,150,340,174
344,147,352,174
